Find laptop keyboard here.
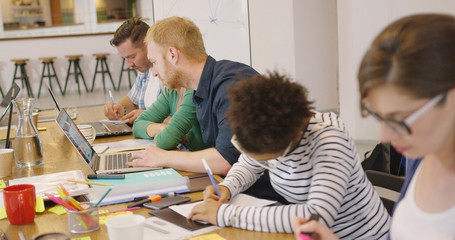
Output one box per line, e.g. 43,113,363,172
105,153,133,170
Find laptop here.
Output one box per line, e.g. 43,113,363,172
48,88,133,137
0,82,20,122
55,108,158,174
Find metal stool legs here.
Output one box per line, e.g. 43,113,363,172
37,60,63,98
64,58,89,95
118,58,137,89
12,62,34,98
90,54,116,92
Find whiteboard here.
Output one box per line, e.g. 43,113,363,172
152,0,251,66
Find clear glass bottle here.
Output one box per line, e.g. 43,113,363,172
13,98,43,167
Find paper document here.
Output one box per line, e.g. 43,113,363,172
92,139,154,154
230,193,278,207
169,193,278,218
7,170,89,199
143,217,218,240
99,119,130,124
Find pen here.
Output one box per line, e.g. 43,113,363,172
202,158,221,197
109,90,118,120
133,196,149,201
66,179,112,186
127,192,176,208
100,146,110,154
87,174,125,179
94,187,112,207
299,214,320,240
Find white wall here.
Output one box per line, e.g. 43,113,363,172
294,0,338,112
249,0,296,78
337,0,455,141
249,0,339,112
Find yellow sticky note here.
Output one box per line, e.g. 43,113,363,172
48,205,67,215
35,196,45,213
188,233,227,240
0,180,6,189
71,237,91,240
0,207,6,220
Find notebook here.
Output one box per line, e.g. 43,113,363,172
48,87,132,137
55,108,158,174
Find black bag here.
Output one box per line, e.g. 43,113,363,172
362,143,404,176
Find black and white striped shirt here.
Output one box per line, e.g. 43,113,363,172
218,112,390,239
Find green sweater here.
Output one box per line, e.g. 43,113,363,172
133,88,207,151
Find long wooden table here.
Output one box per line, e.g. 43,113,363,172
0,105,294,240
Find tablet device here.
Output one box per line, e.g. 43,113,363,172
148,208,212,231
143,195,191,210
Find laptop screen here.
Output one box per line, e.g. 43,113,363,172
0,82,20,121
55,109,97,168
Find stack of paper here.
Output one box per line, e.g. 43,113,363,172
8,170,89,199
84,176,190,206
143,217,219,240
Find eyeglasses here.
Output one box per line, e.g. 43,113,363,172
231,135,293,170
364,93,445,135
231,135,293,159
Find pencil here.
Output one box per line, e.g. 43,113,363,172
66,179,112,186
99,206,141,216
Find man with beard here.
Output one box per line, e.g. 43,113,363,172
127,16,258,176
104,18,160,124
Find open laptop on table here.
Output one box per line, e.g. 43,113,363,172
0,82,20,122
55,108,158,174
48,87,132,137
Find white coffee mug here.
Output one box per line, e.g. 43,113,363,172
105,214,145,240
77,124,96,144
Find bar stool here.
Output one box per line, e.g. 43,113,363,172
63,55,89,95
11,59,34,98
37,57,63,98
118,58,137,89
90,53,116,92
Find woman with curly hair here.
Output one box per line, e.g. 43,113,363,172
189,71,390,239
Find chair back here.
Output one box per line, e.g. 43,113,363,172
366,170,405,214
